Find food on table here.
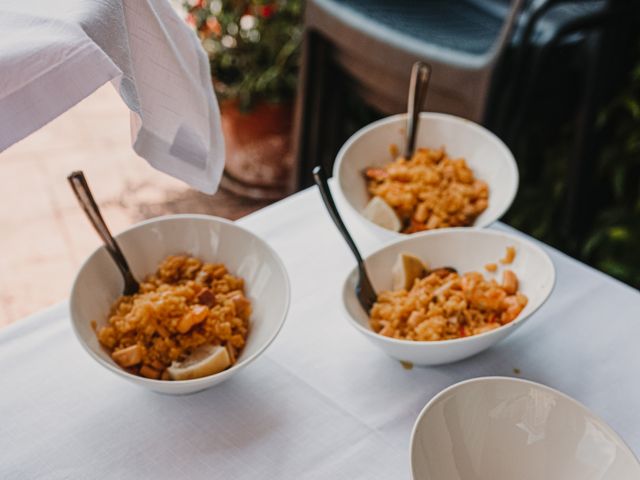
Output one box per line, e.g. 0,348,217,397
369,252,527,341
95,255,251,380
501,245,516,264
504,270,519,294
362,196,402,232
364,146,488,233
391,252,426,290
484,263,498,272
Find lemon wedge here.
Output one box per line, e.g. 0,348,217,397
363,196,402,232
167,344,231,381
392,253,426,290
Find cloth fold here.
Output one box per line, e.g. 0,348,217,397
0,0,225,194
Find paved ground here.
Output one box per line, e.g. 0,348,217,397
0,84,271,327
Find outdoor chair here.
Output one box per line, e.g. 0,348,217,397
292,0,631,194
293,0,526,187
494,0,637,235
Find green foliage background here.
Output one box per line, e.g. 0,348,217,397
505,48,640,288
185,0,302,111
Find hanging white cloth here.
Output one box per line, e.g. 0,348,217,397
0,0,225,193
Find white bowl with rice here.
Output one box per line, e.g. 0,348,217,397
342,228,555,366
70,214,290,395
333,112,519,242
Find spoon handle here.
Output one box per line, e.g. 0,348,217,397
67,171,139,295
312,165,366,266
404,61,431,159
313,165,378,313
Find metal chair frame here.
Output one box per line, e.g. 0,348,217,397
293,0,526,188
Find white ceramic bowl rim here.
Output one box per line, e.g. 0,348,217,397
333,112,520,235
409,376,640,472
341,228,556,347
69,213,291,387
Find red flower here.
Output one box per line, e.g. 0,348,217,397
206,17,222,37
260,4,276,18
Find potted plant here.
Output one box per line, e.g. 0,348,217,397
185,0,303,199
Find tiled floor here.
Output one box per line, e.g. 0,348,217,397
0,84,271,327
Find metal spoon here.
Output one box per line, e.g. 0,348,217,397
313,165,377,313
403,63,458,274
67,171,140,295
404,61,431,160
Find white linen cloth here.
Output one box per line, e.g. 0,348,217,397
0,0,224,194
1,187,639,479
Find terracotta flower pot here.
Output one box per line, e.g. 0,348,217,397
220,100,295,200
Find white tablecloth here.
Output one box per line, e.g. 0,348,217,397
2,187,639,479
0,0,224,194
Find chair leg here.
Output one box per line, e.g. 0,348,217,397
507,28,603,241
492,0,556,136
322,57,347,176
504,37,552,148
292,30,332,190
562,32,604,238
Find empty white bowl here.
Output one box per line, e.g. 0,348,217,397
333,112,519,242
342,228,555,365
411,377,640,479
70,214,290,395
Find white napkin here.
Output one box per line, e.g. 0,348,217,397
0,0,225,194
